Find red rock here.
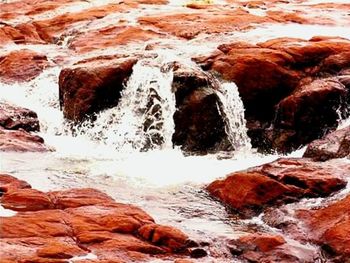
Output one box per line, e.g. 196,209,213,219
207,158,347,215
0,174,31,193
49,188,115,209
138,224,189,252
207,171,299,213
69,26,164,53
259,37,350,67
298,194,350,261
259,158,348,197
58,57,137,122
0,50,49,83
140,8,273,39
198,37,350,152
0,209,73,238
0,175,194,262
0,102,40,132
0,0,82,21
272,78,348,152
228,233,313,262
1,188,53,211
238,233,286,252
0,237,86,263
303,125,350,161
0,128,50,152
30,3,135,43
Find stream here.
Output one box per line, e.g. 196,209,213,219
1,0,349,261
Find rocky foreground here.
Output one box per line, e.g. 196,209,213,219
1,0,350,262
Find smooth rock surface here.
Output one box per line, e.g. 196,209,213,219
207,158,348,216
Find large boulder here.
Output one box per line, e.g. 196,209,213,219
206,158,348,216
197,37,350,152
0,102,40,132
271,78,348,152
303,125,350,161
172,64,229,153
58,56,137,122
0,174,198,262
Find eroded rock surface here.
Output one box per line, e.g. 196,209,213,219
207,158,348,216
0,128,50,152
0,50,49,83
0,174,196,262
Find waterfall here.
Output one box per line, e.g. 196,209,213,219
215,82,252,152
78,56,176,152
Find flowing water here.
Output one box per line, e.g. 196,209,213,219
0,53,286,261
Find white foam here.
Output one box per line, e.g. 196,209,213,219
0,205,17,217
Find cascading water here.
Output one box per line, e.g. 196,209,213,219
77,55,176,152
215,82,252,153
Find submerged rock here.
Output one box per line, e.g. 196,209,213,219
0,174,198,262
206,158,348,216
303,125,350,161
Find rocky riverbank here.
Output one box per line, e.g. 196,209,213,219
1,0,350,262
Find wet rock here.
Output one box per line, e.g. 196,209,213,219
0,102,40,132
48,188,115,209
69,26,164,53
171,63,230,154
0,128,50,152
0,237,86,263
198,37,350,153
0,24,45,45
272,78,348,152
206,42,300,122
0,49,49,82
298,194,350,262
28,3,135,43
303,125,350,161
228,233,314,262
138,224,189,252
206,158,348,216
0,174,31,194
58,56,137,122
1,188,53,211
139,8,272,39
0,177,193,262
189,248,208,258
0,0,83,21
